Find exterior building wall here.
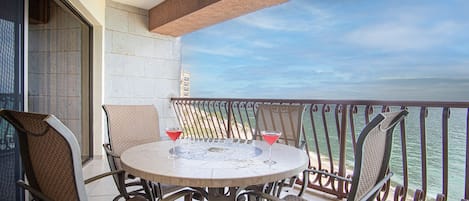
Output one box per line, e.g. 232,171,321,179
180,70,191,97
104,0,182,135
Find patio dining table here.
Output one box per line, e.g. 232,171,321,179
120,139,309,201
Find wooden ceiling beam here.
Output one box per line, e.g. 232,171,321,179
149,0,288,36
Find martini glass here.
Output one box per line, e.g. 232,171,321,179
166,128,183,159
261,130,281,165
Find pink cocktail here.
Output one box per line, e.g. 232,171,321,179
261,130,281,165
262,133,280,145
166,128,182,159
167,130,182,141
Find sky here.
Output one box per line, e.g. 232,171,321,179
181,0,469,101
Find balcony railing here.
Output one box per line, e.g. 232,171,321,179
171,97,469,201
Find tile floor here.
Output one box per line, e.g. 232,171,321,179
83,158,339,201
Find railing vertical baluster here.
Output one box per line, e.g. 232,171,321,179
236,102,248,139
215,101,225,136
321,104,335,186
334,104,341,141
182,100,196,137
349,105,357,154
231,102,242,138
227,101,233,138
338,104,347,198
207,101,220,137
190,101,199,137
202,101,215,138
244,102,254,139
401,105,409,200
310,105,322,183
197,101,207,138
193,101,205,138
442,108,450,200
465,108,469,200
172,100,184,135
238,102,249,139
219,101,228,137
420,107,428,200
365,105,373,124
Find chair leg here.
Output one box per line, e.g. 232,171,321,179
141,179,155,200
116,172,131,200
184,193,193,201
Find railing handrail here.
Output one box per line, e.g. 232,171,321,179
170,97,469,108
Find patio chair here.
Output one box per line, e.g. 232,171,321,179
254,104,306,149
0,109,194,201
250,104,306,195
102,105,186,200
238,110,408,201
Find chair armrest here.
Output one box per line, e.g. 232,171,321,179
296,168,353,196
17,180,53,201
84,170,125,184
236,190,283,201
359,172,393,201
304,168,352,183
103,143,120,158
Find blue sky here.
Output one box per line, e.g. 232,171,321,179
181,0,469,101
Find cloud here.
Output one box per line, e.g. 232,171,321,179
233,1,333,33
344,19,462,51
183,44,250,57
251,40,275,48
235,12,309,32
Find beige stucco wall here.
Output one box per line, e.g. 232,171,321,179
104,1,181,137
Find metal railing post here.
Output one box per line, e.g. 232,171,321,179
338,104,348,197
227,101,232,138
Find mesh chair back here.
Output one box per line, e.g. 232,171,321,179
348,110,408,201
0,110,87,201
103,105,160,169
254,104,305,148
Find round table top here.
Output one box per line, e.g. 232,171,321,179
120,140,309,188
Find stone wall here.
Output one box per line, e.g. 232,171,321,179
104,0,181,135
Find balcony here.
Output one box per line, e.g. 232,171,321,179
170,97,469,201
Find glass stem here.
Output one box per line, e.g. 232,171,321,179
173,141,176,157
269,145,272,162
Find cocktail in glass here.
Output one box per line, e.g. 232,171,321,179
261,130,281,165
166,128,183,159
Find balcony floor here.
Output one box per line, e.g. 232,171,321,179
83,158,339,201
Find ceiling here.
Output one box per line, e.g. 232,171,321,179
112,0,166,9
112,0,288,36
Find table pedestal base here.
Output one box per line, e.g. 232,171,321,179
207,187,238,201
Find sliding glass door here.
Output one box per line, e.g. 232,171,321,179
0,0,25,200
28,0,93,162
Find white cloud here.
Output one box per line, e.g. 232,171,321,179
251,40,275,48
236,12,309,32
184,45,250,57
344,20,462,51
